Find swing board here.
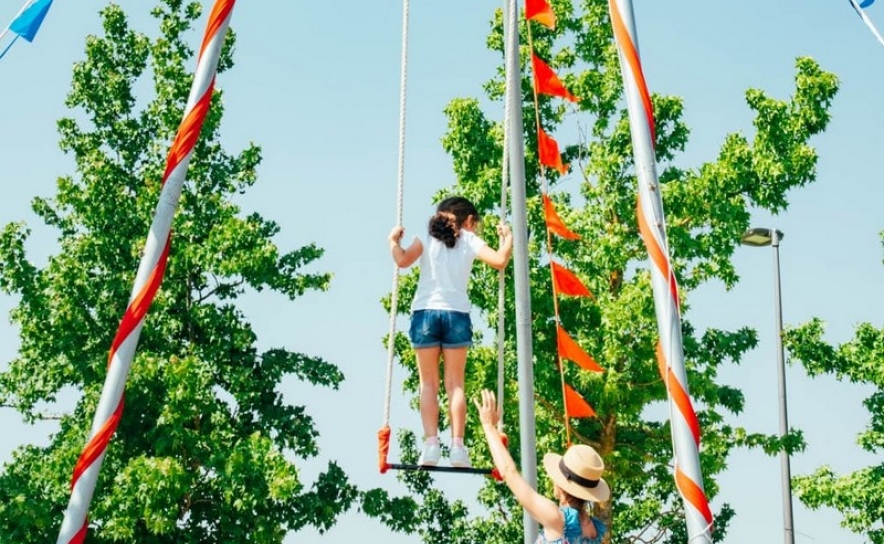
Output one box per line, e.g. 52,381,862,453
386,463,494,476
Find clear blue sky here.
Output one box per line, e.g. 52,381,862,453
1,1,882,543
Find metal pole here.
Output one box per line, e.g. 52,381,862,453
770,229,795,544
502,1,538,543
55,3,236,542
609,0,712,540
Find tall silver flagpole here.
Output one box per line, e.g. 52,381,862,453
503,1,538,543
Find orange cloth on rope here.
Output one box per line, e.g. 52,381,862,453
377,426,392,474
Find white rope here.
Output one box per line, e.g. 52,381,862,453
496,0,516,432
383,0,410,428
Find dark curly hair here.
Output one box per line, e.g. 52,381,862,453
428,196,479,248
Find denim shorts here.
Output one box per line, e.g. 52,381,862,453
409,309,473,349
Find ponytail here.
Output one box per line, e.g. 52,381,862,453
428,212,458,248
428,196,479,248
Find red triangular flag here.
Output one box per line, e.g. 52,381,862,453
537,127,567,175
551,261,592,297
564,383,595,418
531,53,578,102
543,193,579,240
525,0,556,29
557,325,603,372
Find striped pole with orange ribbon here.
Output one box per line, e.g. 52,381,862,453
607,0,713,542
55,2,236,543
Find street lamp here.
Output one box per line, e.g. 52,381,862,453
740,227,794,544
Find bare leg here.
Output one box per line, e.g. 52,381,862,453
442,346,468,440
415,347,442,439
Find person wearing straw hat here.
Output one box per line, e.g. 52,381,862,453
475,389,608,544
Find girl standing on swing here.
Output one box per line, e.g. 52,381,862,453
389,196,513,467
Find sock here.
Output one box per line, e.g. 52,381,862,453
425,436,440,446
452,437,464,448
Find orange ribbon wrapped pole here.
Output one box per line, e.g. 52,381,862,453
55,3,236,543
608,0,713,541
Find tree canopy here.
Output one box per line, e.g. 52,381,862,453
786,235,884,544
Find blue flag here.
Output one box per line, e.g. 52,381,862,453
9,0,54,42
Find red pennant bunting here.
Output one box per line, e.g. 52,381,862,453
537,127,567,174
564,383,596,418
557,325,603,372
525,0,556,29
551,261,592,297
531,53,579,102
543,193,580,240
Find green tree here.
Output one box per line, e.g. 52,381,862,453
363,1,839,543
785,237,884,544
0,2,355,542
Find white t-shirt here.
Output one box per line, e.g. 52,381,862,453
411,230,487,313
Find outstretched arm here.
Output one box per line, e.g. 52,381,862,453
474,390,564,535
476,223,513,270
389,226,422,268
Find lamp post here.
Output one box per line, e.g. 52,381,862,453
740,227,794,544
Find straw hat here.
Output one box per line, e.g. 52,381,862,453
542,444,610,502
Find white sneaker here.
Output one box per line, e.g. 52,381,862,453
449,445,472,468
418,443,442,466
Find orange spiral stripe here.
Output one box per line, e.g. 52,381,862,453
676,465,714,526
162,86,215,184
637,198,680,311
71,398,125,489
664,366,700,445
636,197,669,282
70,521,88,544
609,0,656,145
667,271,679,311
199,0,235,62
108,239,171,362
655,342,700,444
